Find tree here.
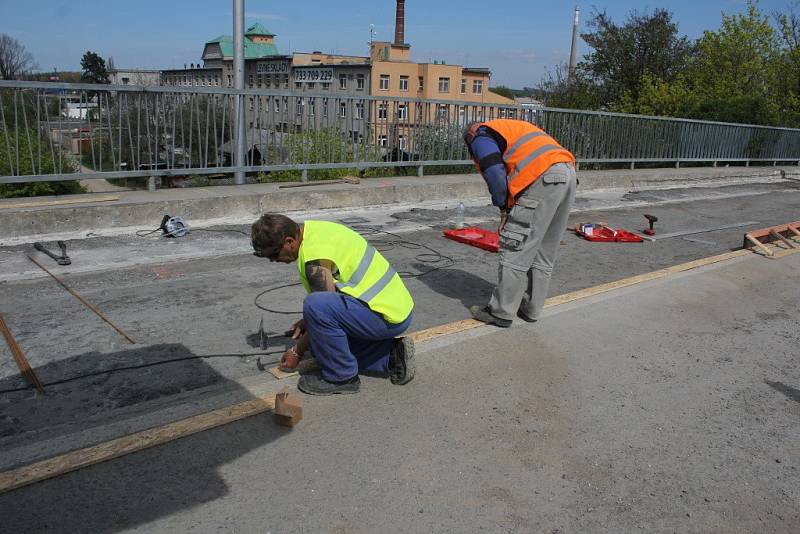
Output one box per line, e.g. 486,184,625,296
0,34,37,80
537,63,602,110
579,8,695,108
490,85,516,99
80,51,109,84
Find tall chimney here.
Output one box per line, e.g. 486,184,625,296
394,0,405,45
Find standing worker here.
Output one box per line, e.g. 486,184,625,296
463,119,577,327
251,214,415,395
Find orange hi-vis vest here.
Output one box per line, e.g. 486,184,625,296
482,119,575,208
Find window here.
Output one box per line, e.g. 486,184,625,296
379,74,390,91
296,99,304,116
378,103,388,120
458,107,466,124
340,101,347,118
472,79,483,94
357,74,365,90
339,74,347,90
397,104,408,120
418,76,424,90
249,97,254,111
295,82,302,90
226,74,231,86
398,135,407,150
308,82,315,90
378,135,388,147
323,99,329,116
438,77,450,93
274,98,280,113
308,98,315,116
321,82,330,90
248,75,254,86
257,75,263,88
460,79,467,94
399,75,409,91
437,104,449,119
121,77,130,85
283,74,289,88
355,102,364,119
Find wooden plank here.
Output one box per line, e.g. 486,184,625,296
0,394,276,495
269,250,752,381
746,221,800,239
543,249,750,308
787,225,800,238
0,313,45,392
745,234,775,256
409,318,483,344
0,195,120,210
771,230,797,249
268,358,320,379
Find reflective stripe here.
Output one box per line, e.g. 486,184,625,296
504,131,546,161
334,245,376,291
509,144,562,179
358,267,397,302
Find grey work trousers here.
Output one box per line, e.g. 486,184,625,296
488,162,577,321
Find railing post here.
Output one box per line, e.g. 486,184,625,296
713,161,718,167
417,165,424,177
232,0,246,186
630,162,635,170
148,176,156,192
301,169,308,182
675,160,680,169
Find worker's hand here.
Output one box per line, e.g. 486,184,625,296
498,211,509,233
290,318,306,339
280,346,300,371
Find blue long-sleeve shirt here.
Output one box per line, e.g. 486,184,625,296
468,128,508,209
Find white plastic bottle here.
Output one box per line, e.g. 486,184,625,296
454,202,465,229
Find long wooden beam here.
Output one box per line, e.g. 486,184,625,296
0,313,45,392
0,394,276,494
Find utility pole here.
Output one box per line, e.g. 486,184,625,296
233,0,246,185
569,6,580,80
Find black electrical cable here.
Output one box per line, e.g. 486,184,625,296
136,227,249,237
0,350,284,395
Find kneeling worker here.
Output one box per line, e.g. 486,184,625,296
251,214,415,395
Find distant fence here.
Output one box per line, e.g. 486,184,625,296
2,80,800,186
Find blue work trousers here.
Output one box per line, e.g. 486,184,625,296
303,292,413,382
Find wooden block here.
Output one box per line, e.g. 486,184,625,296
268,358,320,380
274,388,303,427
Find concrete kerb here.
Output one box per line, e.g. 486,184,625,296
0,166,793,241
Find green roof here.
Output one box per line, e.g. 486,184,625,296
245,22,274,37
204,33,279,59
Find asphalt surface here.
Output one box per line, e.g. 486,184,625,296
0,181,798,532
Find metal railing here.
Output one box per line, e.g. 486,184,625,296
2,79,800,186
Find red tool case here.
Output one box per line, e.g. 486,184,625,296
574,224,643,243
443,227,499,252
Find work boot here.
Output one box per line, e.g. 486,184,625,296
297,373,360,396
389,336,415,385
469,305,512,328
516,310,537,323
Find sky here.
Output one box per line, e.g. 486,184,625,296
1,0,792,88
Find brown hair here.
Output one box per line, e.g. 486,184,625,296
251,214,299,257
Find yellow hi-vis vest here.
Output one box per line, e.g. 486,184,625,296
482,119,575,208
297,220,414,324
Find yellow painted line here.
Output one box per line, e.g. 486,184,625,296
271,248,753,379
